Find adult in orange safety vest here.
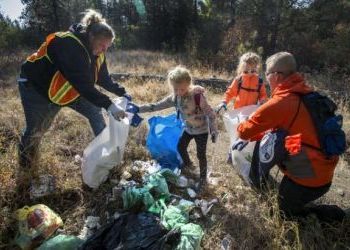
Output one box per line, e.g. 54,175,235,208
18,9,130,172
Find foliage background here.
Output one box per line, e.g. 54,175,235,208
1,0,350,75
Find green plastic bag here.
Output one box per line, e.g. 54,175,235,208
161,205,189,230
176,223,204,250
147,197,167,214
37,234,84,250
122,186,155,210
122,169,177,212
144,172,170,196
161,205,204,250
158,168,179,185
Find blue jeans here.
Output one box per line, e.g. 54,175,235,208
18,80,105,168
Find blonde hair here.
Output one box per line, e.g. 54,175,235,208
81,9,115,41
167,66,192,87
266,52,297,76
236,52,262,75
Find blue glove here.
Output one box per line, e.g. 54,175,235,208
123,93,132,101
126,103,139,114
215,102,227,114
232,139,249,151
130,113,143,127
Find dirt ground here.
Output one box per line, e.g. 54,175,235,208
0,50,349,249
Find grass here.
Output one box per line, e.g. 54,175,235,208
0,50,350,249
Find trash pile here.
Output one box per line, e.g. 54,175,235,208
78,167,215,249
13,104,223,249
14,161,219,249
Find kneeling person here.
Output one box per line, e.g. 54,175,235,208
236,52,345,222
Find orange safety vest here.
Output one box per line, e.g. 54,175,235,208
224,74,268,109
27,31,105,105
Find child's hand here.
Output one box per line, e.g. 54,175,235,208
215,102,227,114
126,103,140,114
123,93,132,101
130,113,143,127
108,103,127,121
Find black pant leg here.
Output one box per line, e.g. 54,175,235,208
177,131,193,166
278,176,331,219
194,133,208,180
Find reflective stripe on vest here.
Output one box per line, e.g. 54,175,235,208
27,33,56,63
48,52,104,105
27,31,104,105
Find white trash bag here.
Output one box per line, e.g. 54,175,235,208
82,97,132,188
223,105,258,185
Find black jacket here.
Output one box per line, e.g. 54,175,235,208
21,24,125,109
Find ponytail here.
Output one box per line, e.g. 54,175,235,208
81,9,105,26
81,9,115,41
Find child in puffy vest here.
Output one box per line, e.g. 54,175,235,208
216,52,268,112
136,66,218,193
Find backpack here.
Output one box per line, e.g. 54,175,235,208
237,77,264,104
175,93,201,119
299,92,346,156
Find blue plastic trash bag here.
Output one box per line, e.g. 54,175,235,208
146,114,183,170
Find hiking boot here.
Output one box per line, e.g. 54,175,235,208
309,205,346,223
29,175,56,199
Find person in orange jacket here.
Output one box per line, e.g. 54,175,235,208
216,52,268,112
236,52,345,222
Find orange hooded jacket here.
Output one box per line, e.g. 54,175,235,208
237,73,338,187
224,74,268,109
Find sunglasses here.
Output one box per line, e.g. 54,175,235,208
243,70,257,74
265,71,283,76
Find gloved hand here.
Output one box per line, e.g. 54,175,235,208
215,102,227,113
123,93,132,101
108,103,126,121
211,131,218,143
126,102,140,114
130,113,143,127
232,139,249,151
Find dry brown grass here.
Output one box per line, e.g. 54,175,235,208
0,50,350,249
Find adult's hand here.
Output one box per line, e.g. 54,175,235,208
232,139,249,151
108,103,126,121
